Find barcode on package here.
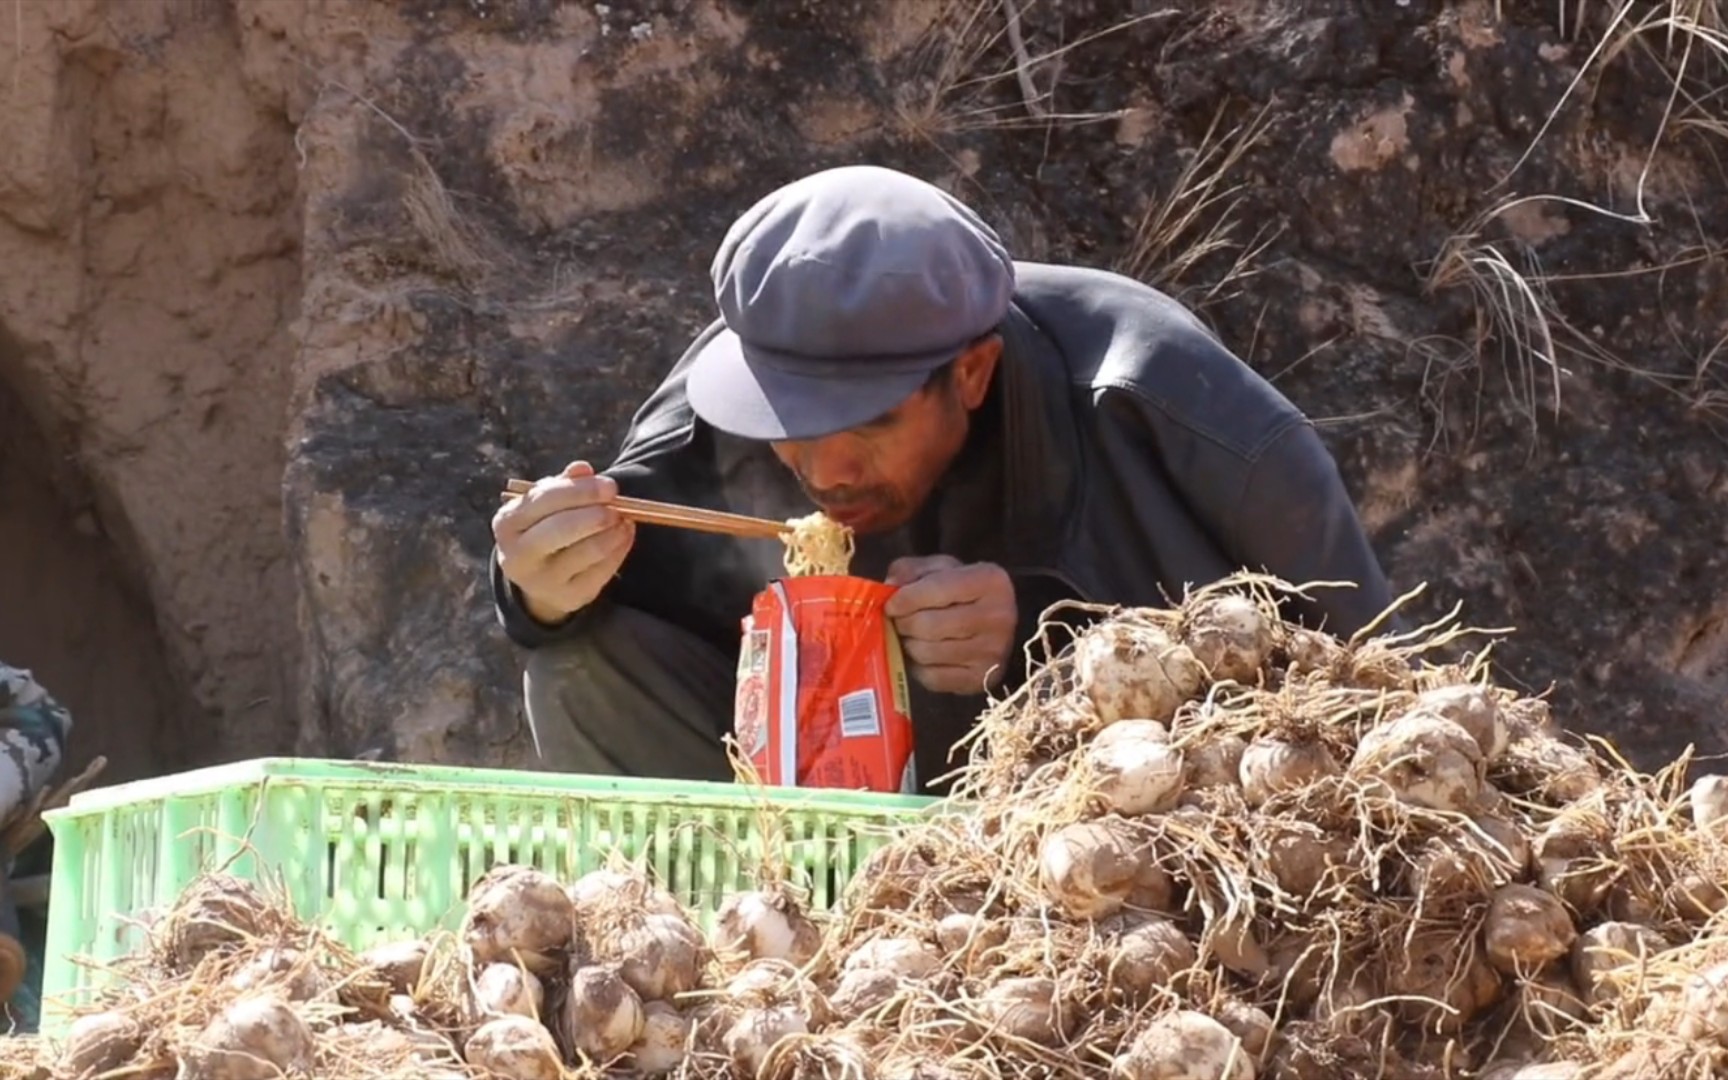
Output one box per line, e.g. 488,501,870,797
838,689,882,739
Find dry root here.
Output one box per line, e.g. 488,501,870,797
31,574,1728,1080
817,575,1728,1079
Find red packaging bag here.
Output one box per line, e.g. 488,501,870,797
733,575,918,794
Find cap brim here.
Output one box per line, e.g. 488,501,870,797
685,330,952,441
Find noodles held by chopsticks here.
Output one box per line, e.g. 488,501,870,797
781,511,855,577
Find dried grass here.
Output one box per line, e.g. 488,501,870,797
1420,2,1728,451
0,1034,47,1080
893,0,1177,140
1494,1,1727,210
1115,100,1283,312
310,72,529,300
1418,203,1728,454
1420,224,1569,448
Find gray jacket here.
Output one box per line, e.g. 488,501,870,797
492,263,1394,683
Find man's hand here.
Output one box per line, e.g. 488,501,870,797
493,461,636,625
883,556,1018,696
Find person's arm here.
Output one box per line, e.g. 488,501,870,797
490,552,596,648
1225,419,1395,638
488,427,697,650
491,322,755,654
1014,264,1394,641
1100,345,1393,639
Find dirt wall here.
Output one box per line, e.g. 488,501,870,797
0,0,1723,787
0,0,301,777
0,337,184,787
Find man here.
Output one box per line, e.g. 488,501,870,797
0,661,72,1026
490,165,1393,794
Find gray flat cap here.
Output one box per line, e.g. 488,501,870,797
685,165,1016,442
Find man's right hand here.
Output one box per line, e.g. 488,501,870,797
492,461,636,625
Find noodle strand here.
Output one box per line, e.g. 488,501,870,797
782,512,854,577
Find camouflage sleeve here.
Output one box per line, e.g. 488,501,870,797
0,664,71,821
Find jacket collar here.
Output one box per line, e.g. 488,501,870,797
909,302,1081,574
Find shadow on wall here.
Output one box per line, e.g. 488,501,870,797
0,324,191,792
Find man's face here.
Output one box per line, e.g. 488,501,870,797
769,337,1001,535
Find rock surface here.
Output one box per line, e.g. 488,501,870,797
0,0,1722,781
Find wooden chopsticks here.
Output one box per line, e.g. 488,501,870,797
500,477,789,540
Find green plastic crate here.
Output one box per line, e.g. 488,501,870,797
37,757,936,1033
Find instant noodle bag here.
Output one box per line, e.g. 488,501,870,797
734,512,918,794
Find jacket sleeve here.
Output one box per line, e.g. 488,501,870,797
1228,418,1396,638
490,552,599,648
490,323,744,653
1014,264,1395,642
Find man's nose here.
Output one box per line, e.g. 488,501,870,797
795,437,865,493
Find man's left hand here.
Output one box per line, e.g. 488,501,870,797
883,556,1018,696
